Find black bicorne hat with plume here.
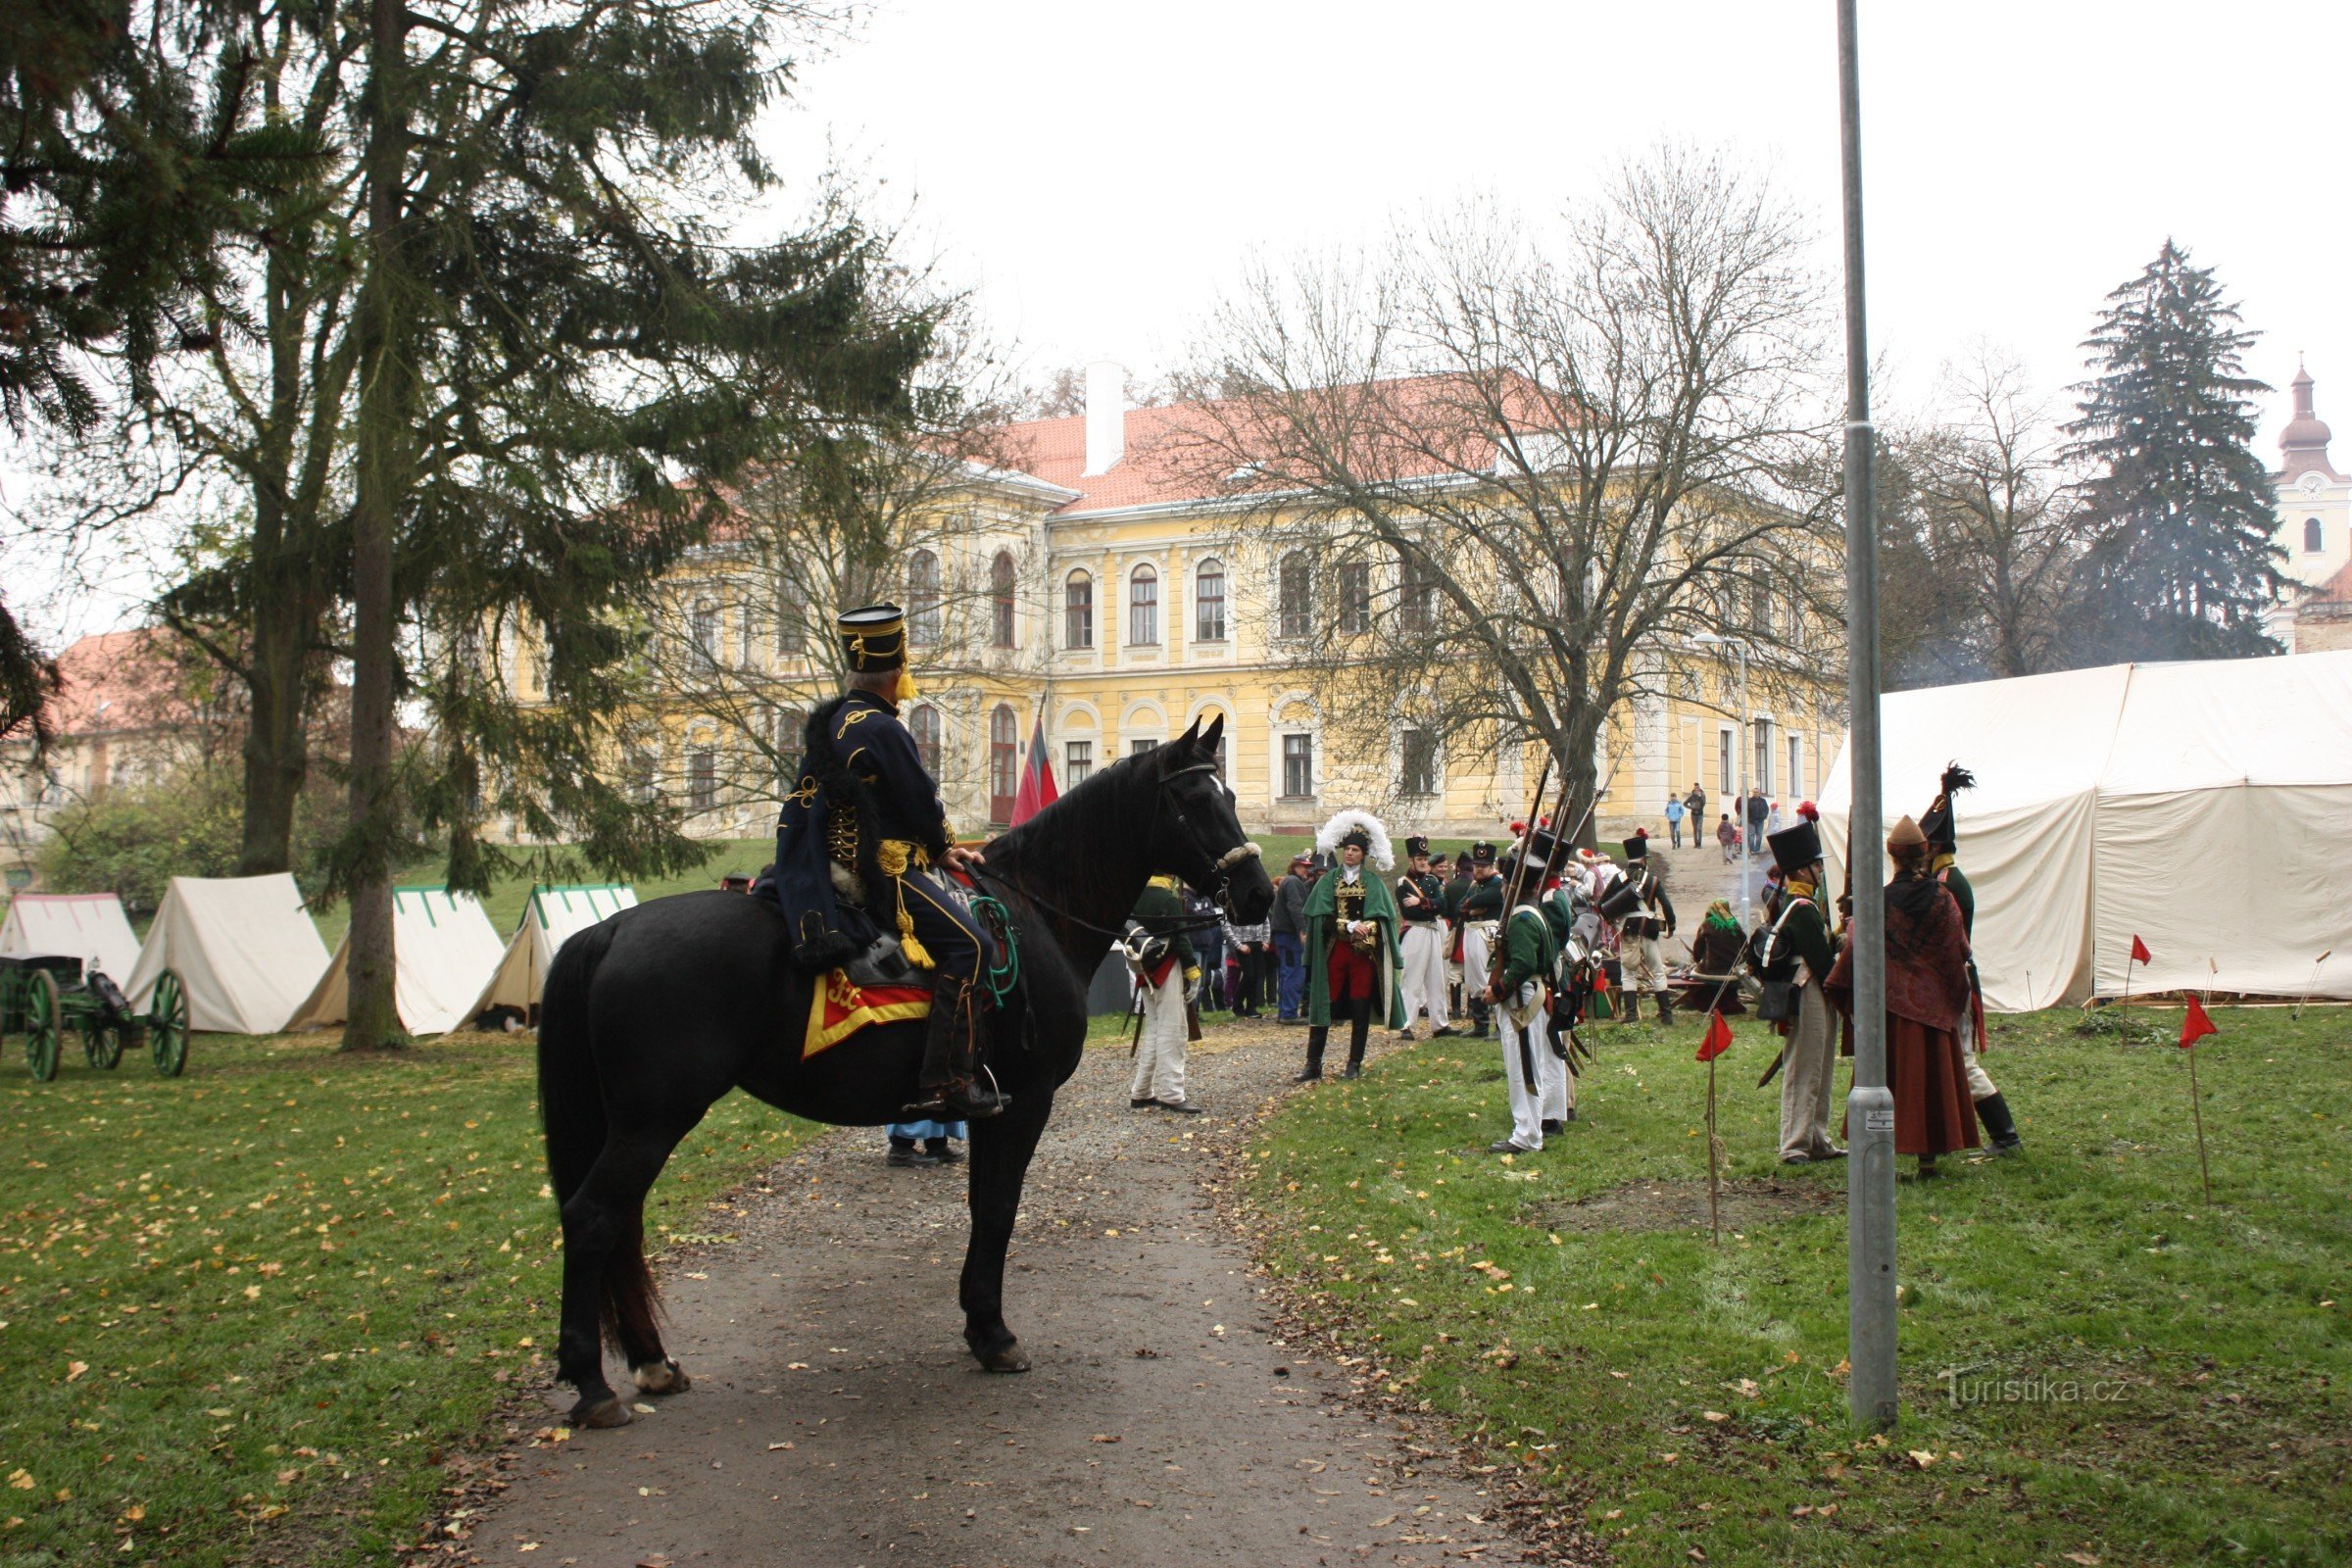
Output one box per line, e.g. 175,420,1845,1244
1919,761,1976,853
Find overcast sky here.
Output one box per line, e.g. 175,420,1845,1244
771,0,2344,425
16,0,2347,643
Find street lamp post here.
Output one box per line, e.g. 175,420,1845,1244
1689,632,1753,932
1838,0,1898,1432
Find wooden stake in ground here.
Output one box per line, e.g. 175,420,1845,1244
1696,1010,1735,1246
2180,995,2219,1203
2293,950,2332,1022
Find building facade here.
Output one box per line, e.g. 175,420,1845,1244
567,368,1844,848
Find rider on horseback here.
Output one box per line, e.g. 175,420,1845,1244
767,604,1006,1121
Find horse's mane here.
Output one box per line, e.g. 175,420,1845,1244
985,734,1193,911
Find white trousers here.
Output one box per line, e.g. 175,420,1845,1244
1778,978,1838,1160
1621,932,1666,994
1494,988,1546,1150
1957,1002,1996,1101
1461,922,1496,999
1130,971,1188,1105
1398,922,1450,1028
1539,1012,1572,1118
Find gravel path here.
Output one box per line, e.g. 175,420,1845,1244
463,1021,1535,1567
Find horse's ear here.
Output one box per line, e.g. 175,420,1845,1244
1200,711,1225,753
1175,715,1201,754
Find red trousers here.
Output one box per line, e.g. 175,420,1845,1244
1325,939,1378,1003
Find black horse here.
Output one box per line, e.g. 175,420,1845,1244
536,715,1272,1429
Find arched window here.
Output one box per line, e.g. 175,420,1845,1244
691,598,719,662
1064,569,1094,649
1129,564,1159,646
2307,516,2326,554
906,550,941,645
908,703,942,776
1398,551,1433,635
1278,553,1311,638
991,551,1017,648
1195,558,1227,641
1335,561,1370,634
988,705,1019,824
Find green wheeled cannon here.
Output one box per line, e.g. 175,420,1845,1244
0,955,190,1081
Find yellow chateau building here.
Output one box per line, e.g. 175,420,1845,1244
564,366,1844,850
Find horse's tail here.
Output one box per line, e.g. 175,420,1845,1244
536,918,659,1355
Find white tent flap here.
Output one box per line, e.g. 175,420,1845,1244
289,886,507,1037
124,874,331,1035
0,893,142,980
466,884,638,1023
1821,650,2352,1009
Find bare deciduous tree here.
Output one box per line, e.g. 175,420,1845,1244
1168,148,1835,832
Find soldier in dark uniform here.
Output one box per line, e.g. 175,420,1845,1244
767,604,1004,1120
1450,842,1504,1040
1394,835,1456,1039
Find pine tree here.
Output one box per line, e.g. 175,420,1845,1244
2065,240,2285,662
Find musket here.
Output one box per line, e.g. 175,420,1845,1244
1484,752,1560,999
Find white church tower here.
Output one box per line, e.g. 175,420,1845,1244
2274,359,2351,591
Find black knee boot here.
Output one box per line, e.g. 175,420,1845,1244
1343,997,1372,1079
1655,990,1675,1026
906,975,1006,1120
1976,1092,2023,1153
1298,1025,1327,1081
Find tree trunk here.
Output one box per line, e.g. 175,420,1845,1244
237,520,316,875
341,0,408,1052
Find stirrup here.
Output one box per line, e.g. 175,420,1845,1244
905,1063,1007,1122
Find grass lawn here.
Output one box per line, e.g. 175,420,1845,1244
0,1029,809,1568
1244,1004,2352,1567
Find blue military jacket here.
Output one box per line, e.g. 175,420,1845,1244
768,691,955,972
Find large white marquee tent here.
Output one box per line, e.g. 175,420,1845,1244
288,886,505,1037
466,883,637,1023
0,893,142,980
1818,651,2352,1011
124,873,331,1034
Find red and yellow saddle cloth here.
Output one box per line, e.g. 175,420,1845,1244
806,967,932,1057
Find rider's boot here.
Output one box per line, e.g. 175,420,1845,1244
1298,1025,1327,1081
905,975,1007,1121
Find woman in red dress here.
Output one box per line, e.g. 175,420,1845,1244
1826,815,1980,1176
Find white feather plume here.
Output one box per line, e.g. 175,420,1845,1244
1315,808,1394,870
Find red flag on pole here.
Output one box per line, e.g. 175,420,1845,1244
1696,1009,1734,1062
2131,934,2152,965
1008,716,1059,827
2179,995,2217,1051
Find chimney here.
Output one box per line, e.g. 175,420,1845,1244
1084,359,1126,476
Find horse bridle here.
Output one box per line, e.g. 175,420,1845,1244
970,760,1262,940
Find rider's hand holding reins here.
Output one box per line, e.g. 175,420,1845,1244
943,844,987,873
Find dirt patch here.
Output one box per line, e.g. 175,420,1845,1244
1533,1177,1838,1235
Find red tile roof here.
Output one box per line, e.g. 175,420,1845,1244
996,372,1559,518
46,629,208,736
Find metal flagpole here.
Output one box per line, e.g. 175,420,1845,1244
1838,0,1899,1433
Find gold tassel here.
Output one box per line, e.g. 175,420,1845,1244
898,902,935,969
894,667,918,703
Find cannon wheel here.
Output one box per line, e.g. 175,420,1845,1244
24,970,61,1082
81,1015,124,1070
148,969,190,1077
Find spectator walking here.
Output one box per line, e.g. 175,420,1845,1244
1716,812,1740,863
1221,906,1272,1018
1767,800,1783,836
1744,785,1769,852
1271,852,1315,1023
1664,794,1687,849
1685,781,1707,830
886,1119,965,1167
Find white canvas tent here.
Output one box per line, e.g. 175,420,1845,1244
466,883,637,1022
124,873,331,1034
1818,651,2352,1010
288,886,506,1037
0,893,142,980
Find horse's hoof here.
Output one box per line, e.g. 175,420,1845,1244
969,1340,1031,1374
633,1357,690,1396
570,1394,633,1429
